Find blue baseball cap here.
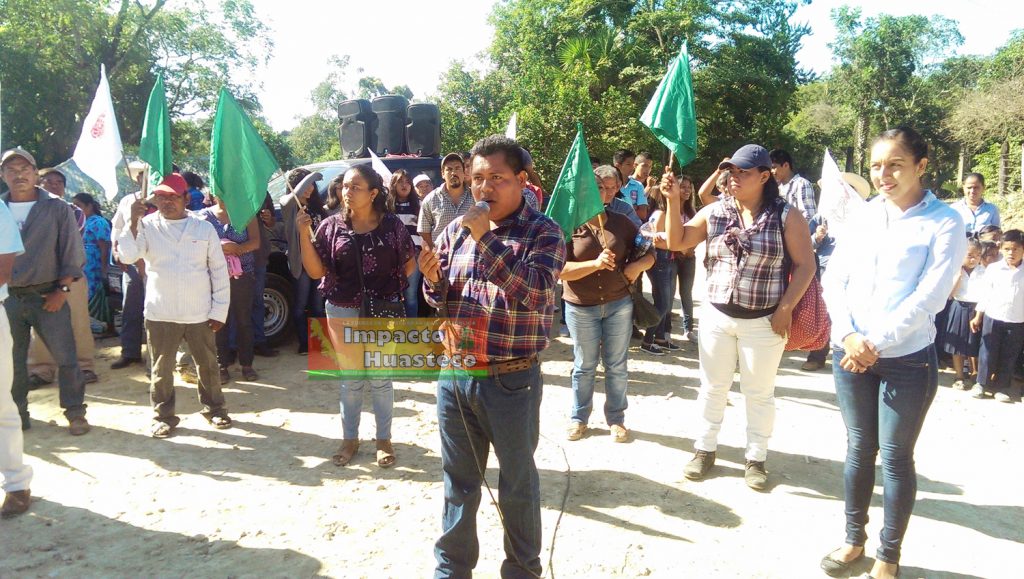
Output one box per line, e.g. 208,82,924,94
719,144,771,171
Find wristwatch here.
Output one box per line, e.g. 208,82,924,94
59,285,71,293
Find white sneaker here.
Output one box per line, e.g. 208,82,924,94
683,331,698,343
994,391,1012,403
970,384,990,399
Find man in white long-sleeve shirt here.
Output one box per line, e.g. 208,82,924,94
117,173,233,438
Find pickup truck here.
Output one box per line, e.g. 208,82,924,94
260,156,443,345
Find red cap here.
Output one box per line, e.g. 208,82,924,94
153,173,188,196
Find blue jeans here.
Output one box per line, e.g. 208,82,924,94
832,346,937,564
294,271,325,350
252,264,268,346
404,260,422,318
120,264,146,359
6,291,87,420
324,304,393,440
673,254,696,333
564,294,632,426
434,364,543,579
643,252,677,344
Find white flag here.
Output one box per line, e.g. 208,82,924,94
369,148,393,188
817,148,864,236
72,65,124,200
505,112,518,140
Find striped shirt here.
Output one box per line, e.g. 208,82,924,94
418,185,475,242
705,196,789,313
394,199,423,248
424,200,566,363
779,174,816,222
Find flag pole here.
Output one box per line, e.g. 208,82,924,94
138,167,149,200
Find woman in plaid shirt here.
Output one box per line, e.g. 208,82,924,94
659,144,816,491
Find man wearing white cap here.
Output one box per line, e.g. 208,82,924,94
1,147,89,435
0,188,33,518
413,174,433,200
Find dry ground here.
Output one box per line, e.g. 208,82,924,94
3,283,1023,578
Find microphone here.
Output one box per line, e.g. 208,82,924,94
461,201,491,231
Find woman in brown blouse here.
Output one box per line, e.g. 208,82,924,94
560,165,655,444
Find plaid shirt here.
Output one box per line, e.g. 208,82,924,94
424,201,566,362
418,185,475,242
705,196,789,311
779,174,816,222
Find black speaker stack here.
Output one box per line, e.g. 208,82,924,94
336,96,441,159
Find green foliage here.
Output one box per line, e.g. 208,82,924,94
973,140,1022,194
441,0,810,183
0,0,271,168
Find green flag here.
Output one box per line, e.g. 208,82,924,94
640,42,698,167
209,88,280,229
544,123,604,238
138,73,172,187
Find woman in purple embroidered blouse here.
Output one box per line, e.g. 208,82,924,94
296,165,415,469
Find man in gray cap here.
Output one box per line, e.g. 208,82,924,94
0,147,89,435
418,152,475,252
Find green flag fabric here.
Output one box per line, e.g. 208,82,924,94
544,123,604,238
209,88,280,229
640,42,698,167
138,74,172,187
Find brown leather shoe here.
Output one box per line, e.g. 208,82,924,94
801,360,825,372
1,489,31,518
68,416,90,436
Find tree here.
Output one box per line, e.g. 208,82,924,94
440,0,810,182
947,32,1024,194
0,0,271,167
828,7,963,173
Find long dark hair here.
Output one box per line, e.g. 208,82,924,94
286,167,326,217
390,169,419,215
328,165,391,224
678,174,697,219
72,193,104,218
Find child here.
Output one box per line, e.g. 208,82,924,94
970,229,1024,402
980,240,1000,266
943,239,985,390
977,224,1002,243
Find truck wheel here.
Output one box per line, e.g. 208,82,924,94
263,273,293,347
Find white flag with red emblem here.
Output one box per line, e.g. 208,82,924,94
73,64,124,200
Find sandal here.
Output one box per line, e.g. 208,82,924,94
150,421,174,439
332,440,359,466
375,439,396,468
204,412,233,430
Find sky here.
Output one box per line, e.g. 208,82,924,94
248,0,1022,131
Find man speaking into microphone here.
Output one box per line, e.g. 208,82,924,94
419,135,566,579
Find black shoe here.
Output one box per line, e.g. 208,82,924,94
82,370,99,384
745,460,768,490
20,414,30,431
253,344,279,357
639,343,665,356
27,375,50,391
654,339,681,351
820,548,865,578
683,450,715,480
297,343,309,355
110,356,142,370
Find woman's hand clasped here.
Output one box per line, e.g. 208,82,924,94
840,333,880,373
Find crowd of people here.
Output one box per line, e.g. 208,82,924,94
0,124,1015,579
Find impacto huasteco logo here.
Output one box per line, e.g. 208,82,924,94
306,317,488,380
